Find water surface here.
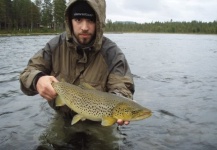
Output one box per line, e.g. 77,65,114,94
0,33,217,150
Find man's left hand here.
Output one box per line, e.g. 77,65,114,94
117,119,130,126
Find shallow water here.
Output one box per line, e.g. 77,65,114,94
0,33,217,150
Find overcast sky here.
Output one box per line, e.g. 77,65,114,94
105,0,217,23
64,0,216,23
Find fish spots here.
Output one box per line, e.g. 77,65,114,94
51,82,151,125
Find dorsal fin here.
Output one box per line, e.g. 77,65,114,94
60,78,66,82
79,82,96,90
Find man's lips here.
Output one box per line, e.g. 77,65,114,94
79,34,91,38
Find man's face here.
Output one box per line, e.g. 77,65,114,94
72,18,96,45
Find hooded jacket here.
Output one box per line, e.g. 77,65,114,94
19,0,134,110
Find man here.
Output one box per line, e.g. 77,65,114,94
19,0,134,126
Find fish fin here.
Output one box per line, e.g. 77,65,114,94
101,117,117,126
79,82,96,90
60,78,66,82
71,114,86,125
55,95,65,107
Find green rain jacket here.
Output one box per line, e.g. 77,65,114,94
19,0,135,111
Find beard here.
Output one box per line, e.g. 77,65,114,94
76,32,93,45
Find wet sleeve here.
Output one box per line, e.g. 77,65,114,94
107,61,135,99
102,38,135,99
19,37,57,95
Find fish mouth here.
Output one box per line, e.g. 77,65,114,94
131,111,152,121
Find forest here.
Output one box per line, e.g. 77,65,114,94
0,0,217,34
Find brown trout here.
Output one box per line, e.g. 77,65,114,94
51,82,152,126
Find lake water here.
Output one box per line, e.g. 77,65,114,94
0,33,217,150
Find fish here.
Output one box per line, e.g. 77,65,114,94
51,82,152,126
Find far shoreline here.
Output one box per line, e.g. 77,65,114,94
0,32,216,37
0,33,60,37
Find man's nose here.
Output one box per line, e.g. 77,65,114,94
81,21,89,31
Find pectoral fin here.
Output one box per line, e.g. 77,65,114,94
101,117,117,126
71,114,86,125
55,95,65,107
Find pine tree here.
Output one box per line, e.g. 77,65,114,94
53,0,66,31
41,0,53,28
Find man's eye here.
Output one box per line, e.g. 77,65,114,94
75,18,81,22
88,19,95,23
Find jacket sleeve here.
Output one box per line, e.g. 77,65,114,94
19,34,62,96
102,37,135,99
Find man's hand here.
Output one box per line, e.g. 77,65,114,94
117,119,130,126
36,76,58,101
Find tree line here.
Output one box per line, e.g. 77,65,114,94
0,0,66,33
0,0,216,34
106,20,217,34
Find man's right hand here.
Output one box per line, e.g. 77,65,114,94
36,76,59,101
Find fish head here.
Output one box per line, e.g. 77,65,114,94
112,102,152,121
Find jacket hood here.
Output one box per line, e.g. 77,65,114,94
65,0,106,51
